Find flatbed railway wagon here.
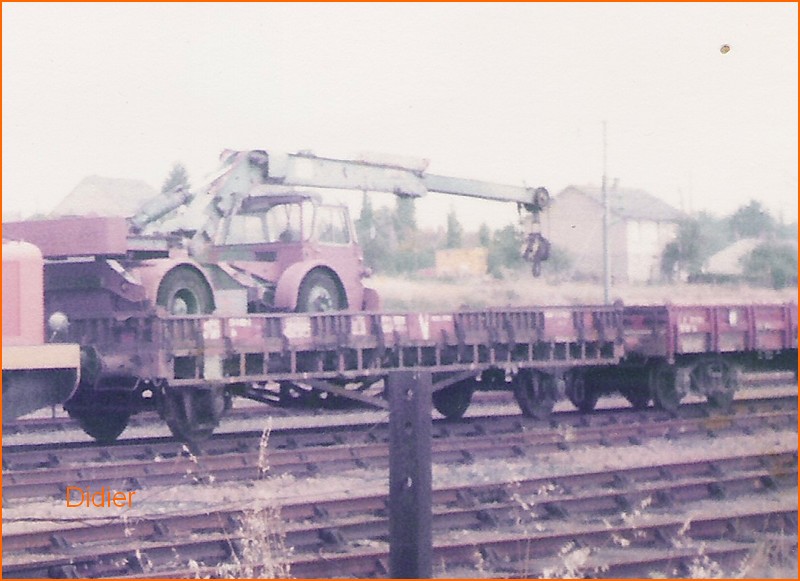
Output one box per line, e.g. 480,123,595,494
565,303,798,413
2,240,80,422
10,295,798,445
61,305,624,443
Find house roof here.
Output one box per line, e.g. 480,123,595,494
704,237,800,276
705,238,762,276
50,175,158,218
559,184,685,222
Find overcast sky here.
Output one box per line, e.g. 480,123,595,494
3,3,797,230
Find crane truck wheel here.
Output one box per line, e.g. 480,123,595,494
156,267,214,315
296,270,345,312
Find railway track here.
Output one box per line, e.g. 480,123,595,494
3,447,796,577
3,371,793,437
2,395,796,501
3,382,795,468
3,388,796,578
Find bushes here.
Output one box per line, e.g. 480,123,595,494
742,242,797,289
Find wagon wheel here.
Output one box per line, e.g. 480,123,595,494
694,359,740,412
432,380,475,419
565,369,599,413
620,386,651,410
650,363,682,413
513,370,557,420
158,386,228,447
68,408,130,444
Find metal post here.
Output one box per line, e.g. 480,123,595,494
388,370,433,579
602,121,611,305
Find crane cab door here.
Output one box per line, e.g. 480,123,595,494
211,196,363,310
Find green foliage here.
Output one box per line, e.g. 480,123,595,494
774,220,798,240
661,213,734,280
487,225,523,277
728,200,775,239
741,242,797,289
356,204,394,272
393,196,417,237
358,191,374,231
445,208,463,248
546,244,573,274
661,219,704,279
478,223,491,247
355,195,434,274
660,200,797,289
161,162,190,193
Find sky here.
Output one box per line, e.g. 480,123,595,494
2,3,797,231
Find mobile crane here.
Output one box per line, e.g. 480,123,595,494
130,148,552,316
6,148,550,319
4,148,552,442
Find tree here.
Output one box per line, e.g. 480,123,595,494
388,196,436,274
661,214,731,281
487,225,523,277
357,192,375,233
661,218,704,279
478,223,491,247
161,162,190,194
445,208,463,248
742,242,797,289
393,196,417,237
728,200,775,240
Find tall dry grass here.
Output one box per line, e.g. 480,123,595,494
369,271,796,312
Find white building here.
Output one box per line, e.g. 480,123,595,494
544,184,684,283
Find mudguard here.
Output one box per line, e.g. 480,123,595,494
131,259,215,312
274,260,357,311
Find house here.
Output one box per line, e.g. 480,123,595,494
51,176,158,218
704,238,763,278
544,183,684,283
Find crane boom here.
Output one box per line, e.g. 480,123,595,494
252,149,549,209
133,148,550,232
132,147,552,277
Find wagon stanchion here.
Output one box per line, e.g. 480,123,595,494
388,370,433,579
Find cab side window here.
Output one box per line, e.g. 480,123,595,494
225,213,267,245
316,206,350,244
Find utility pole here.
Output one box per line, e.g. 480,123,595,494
602,121,611,305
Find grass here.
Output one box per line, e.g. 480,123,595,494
213,420,292,579
369,270,797,312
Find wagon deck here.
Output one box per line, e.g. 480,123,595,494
70,305,625,387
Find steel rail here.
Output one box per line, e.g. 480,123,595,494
3,391,793,471
2,453,795,578
3,405,796,501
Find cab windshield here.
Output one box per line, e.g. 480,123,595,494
222,198,351,246
224,201,309,245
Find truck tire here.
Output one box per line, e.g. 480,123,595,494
297,270,344,312
157,267,214,315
